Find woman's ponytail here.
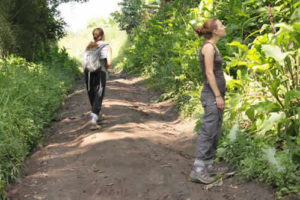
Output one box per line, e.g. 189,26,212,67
194,26,207,37
194,18,218,39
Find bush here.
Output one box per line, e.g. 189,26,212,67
0,47,80,198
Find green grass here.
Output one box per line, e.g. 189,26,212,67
0,48,80,199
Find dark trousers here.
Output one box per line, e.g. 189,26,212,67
195,91,224,163
84,69,106,116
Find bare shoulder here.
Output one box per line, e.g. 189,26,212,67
202,43,214,56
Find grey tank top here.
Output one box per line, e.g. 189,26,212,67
199,41,226,96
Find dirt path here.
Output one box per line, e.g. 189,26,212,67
7,74,275,200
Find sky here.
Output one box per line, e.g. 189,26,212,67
58,0,121,32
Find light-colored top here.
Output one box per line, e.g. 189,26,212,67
97,40,110,59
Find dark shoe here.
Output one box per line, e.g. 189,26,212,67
207,164,229,175
189,168,216,184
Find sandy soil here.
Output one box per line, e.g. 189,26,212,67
6,74,278,200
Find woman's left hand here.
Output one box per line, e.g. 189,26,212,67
216,96,225,110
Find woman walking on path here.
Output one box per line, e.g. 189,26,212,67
84,28,112,130
189,18,228,184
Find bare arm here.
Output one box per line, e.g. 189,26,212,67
106,46,112,68
202,43,224,110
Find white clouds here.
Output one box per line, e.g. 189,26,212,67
58,0,121,31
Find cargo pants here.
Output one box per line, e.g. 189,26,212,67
194,91,224,168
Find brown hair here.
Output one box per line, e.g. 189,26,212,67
86,28,105,50
194,18,218,39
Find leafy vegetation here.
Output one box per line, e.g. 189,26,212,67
111,0,146,34
0,0,87,60
0,0,86,198
0,10,127,197
114,0,300,197
0,47,80,199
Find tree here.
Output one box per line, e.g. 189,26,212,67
112,0,145,34
0,0,89,60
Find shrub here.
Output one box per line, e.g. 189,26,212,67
0,47,80,198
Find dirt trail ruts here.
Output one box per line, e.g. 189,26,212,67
7,74,276,200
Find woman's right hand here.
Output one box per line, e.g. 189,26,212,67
216,96,225,110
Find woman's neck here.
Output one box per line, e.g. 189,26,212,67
207,36,220,45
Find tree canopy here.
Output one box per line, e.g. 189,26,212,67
0,0,88,60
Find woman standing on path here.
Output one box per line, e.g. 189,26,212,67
189,18,228,184
84,28,112,130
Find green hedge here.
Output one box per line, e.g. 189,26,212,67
0,47,80,198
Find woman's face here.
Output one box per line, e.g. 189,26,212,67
214,20,226,37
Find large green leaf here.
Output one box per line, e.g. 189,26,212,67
262,45,287,65
293,1,300,8
227,41,248,52
226,79,242,90
262,44,287,64
258,112,286,135
251,64,270,72
253,34,269,45
246,48,261,63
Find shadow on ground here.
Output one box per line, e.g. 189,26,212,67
6,74,277,200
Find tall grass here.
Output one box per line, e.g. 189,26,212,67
0,47,80,199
